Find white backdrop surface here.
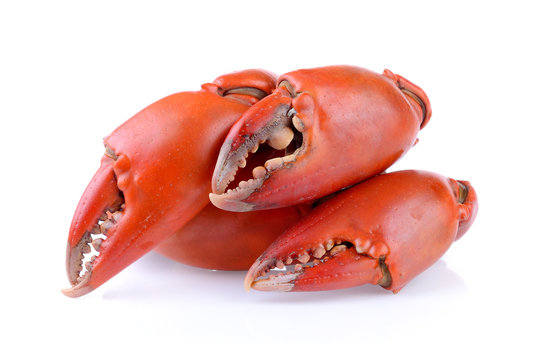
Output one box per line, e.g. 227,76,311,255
1,1,551,359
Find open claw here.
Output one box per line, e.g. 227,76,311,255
63,70,278,297
245,170,477,293
211,66,432,211
210,88,297,211
63,155,123,297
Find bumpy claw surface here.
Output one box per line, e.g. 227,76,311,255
244,170,477,293
63,70,277,297
210,65,431,211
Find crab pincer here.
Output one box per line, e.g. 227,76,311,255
63,69,278,297
244,170,477,293
210,65,431,211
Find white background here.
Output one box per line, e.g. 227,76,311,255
2,1,552,359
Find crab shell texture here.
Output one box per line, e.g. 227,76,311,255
155,203,309,270
210,65,432,212
245,170,478,293
63,69,278,297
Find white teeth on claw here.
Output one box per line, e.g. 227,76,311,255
292,115,304,132
100,220,114,234
91,224,101,235
252,166,267,179
111,211,122,222
263,150,300,172
298,253,310,264
222,109,304,195
92,238,103,252
73,202,125,282
281,154,296,163
330,245,347,256
265,157,284,171
313,245,326,259
82,233,92,243
259,240,370,286
268,126,294,150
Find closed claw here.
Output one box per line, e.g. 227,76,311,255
244,170,477,293
63,69,277,297
210,66,431,211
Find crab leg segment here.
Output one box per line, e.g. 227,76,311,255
210,66,432,212
245,170,477,293
63,70,277,297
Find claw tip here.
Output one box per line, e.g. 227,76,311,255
61,278,95,298
61,286,92,298
209,192,255,212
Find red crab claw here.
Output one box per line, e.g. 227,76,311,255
155,203,311,270
63,69,277,297
244,170,477,293
210,65,431,211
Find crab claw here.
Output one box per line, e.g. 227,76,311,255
244,170,477,293
210,65,431,211
63,69,277,297
155,203,310,271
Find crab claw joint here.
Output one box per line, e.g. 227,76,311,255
244,170,477,293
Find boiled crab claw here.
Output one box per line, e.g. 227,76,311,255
210,66,432,211
244,170,477,293
63,69,278,297
155,202,310,270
